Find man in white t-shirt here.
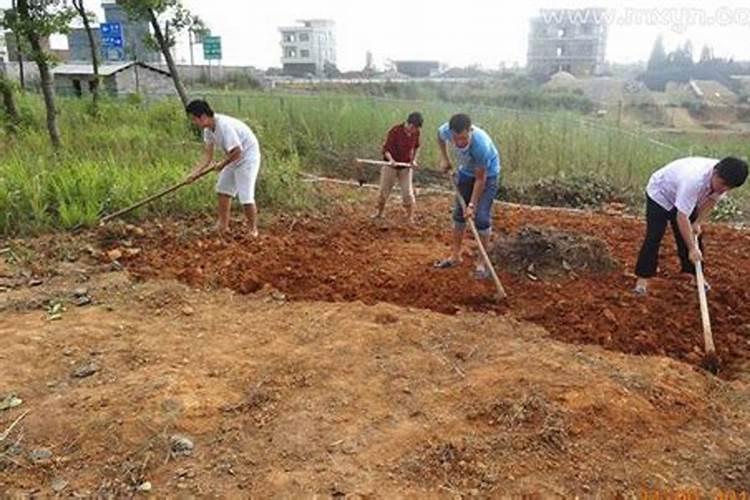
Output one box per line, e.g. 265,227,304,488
186,99,261,237
634,156,748,295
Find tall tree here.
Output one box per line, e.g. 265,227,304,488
70,0,100,113
699,45,714,64
10,0,25,90
5,0,75,148
647,35,667,72
681,40,694,66
0,10,21,130
0,70,21,132
187,17,209,66
120,0,204,106
667,41,694,70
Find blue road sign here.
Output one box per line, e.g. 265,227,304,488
100,22,124,49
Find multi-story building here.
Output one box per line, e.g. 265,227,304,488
0,9,7,63
527,8,608,78
393,60,443,78
279,19,336,77
68,0,160,63
0,33,7,64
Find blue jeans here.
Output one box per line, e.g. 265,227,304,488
452,172,498,236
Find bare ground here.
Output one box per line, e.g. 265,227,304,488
2,184,750,498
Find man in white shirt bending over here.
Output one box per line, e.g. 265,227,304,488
186,99,261,238
634,156,748,295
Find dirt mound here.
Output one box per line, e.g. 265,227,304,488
500,174,627,210
490,226,618,279
109,187,750,378
4,280,750,496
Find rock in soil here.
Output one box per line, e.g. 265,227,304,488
51,478,68,493
29,448,53,465
170,434,194,456
72,362,99,378
73,295,92,307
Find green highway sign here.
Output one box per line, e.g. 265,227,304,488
203,36,222,60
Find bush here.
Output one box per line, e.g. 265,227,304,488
711,197,743,222
501,174,626,209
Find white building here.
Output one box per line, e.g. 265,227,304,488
279,19,336,77
0,10,7,63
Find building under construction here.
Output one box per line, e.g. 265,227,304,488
527,8,608,79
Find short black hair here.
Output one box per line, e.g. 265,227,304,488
185,99,214,118
407,112,423,128
449,113,471,133
715,157,748,188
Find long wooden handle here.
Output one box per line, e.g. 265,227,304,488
449,174,507,300
100,166,215,224
356,158,414,169
694,236,715,353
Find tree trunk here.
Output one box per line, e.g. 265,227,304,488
35,50,61,149
0,70,21,131
148,9,189,107
11,0,25,91
73,0,100,112
17,0,61,148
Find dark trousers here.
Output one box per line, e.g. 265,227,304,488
635,196,703,278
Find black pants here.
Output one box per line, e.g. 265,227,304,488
635,196,703,278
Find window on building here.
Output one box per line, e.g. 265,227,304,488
285,47,297,58
299,33,310,42
284,33,295,43
300,49,310,58
557,46,566,57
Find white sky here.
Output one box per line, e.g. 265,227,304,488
3,0,750,69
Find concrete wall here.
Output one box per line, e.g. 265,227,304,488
0,61,41,86
113,66,175,96
2,61,264,88
153,63,265,85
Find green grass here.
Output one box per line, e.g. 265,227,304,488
0,94,310,236
1,90,749,236
201,91,689,191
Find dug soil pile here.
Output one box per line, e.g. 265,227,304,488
489,225,618,279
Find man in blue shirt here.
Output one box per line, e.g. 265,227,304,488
434,113,501,279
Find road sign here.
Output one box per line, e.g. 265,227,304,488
203,36,222,60
100,22,124,49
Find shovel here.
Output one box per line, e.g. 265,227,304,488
448,173,507,302
100,165,215,224
694,235,719,374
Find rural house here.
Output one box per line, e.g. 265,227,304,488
53,62,173,98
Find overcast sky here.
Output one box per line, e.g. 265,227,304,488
3,0,750,69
